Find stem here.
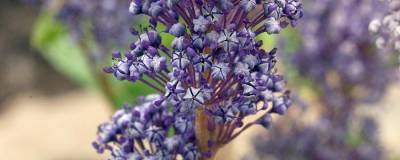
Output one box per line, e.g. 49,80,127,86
139,78,165,93
77,40,116,107
196,109,223,160
229,122,255,143
195,109,211,153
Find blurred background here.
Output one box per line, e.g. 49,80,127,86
0,0,399,160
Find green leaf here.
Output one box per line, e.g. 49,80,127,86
31,11,157,109
31,11,97,88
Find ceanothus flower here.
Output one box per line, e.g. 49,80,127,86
99,0,303,159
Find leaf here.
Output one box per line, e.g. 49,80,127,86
31,11,157,109
31,11,97,88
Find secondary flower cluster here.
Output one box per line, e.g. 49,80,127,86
57,0,134,51
250,116,385,160
93,95,199,159
247,1,391,159
95,0,303,159
292,0,392,109
369,0,400,52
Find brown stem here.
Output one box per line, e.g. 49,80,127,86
196,109,211,152
195,109,223,160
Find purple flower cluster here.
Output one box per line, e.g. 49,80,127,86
57,0,134,50
369,0,400,53
247,1,393,159
250,116,385,160
95,0,303,159
292,0,393,109
93,95,199,160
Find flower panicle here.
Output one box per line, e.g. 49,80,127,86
57,0,134,50
251,116,385,160
291,0,395,109
93,95,200,160
250,0,393,159
95,0,303,159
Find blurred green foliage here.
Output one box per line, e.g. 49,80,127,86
256,32,277,51
31,11,155,109
32,11,97,88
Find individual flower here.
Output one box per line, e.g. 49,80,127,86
98,0,303,159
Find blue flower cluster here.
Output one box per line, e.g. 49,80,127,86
247,0,395,159
93,95,199,160
250,116,385,160
370,0,400,53
291,0,393,109
57,0,134,51
95,0,303,159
